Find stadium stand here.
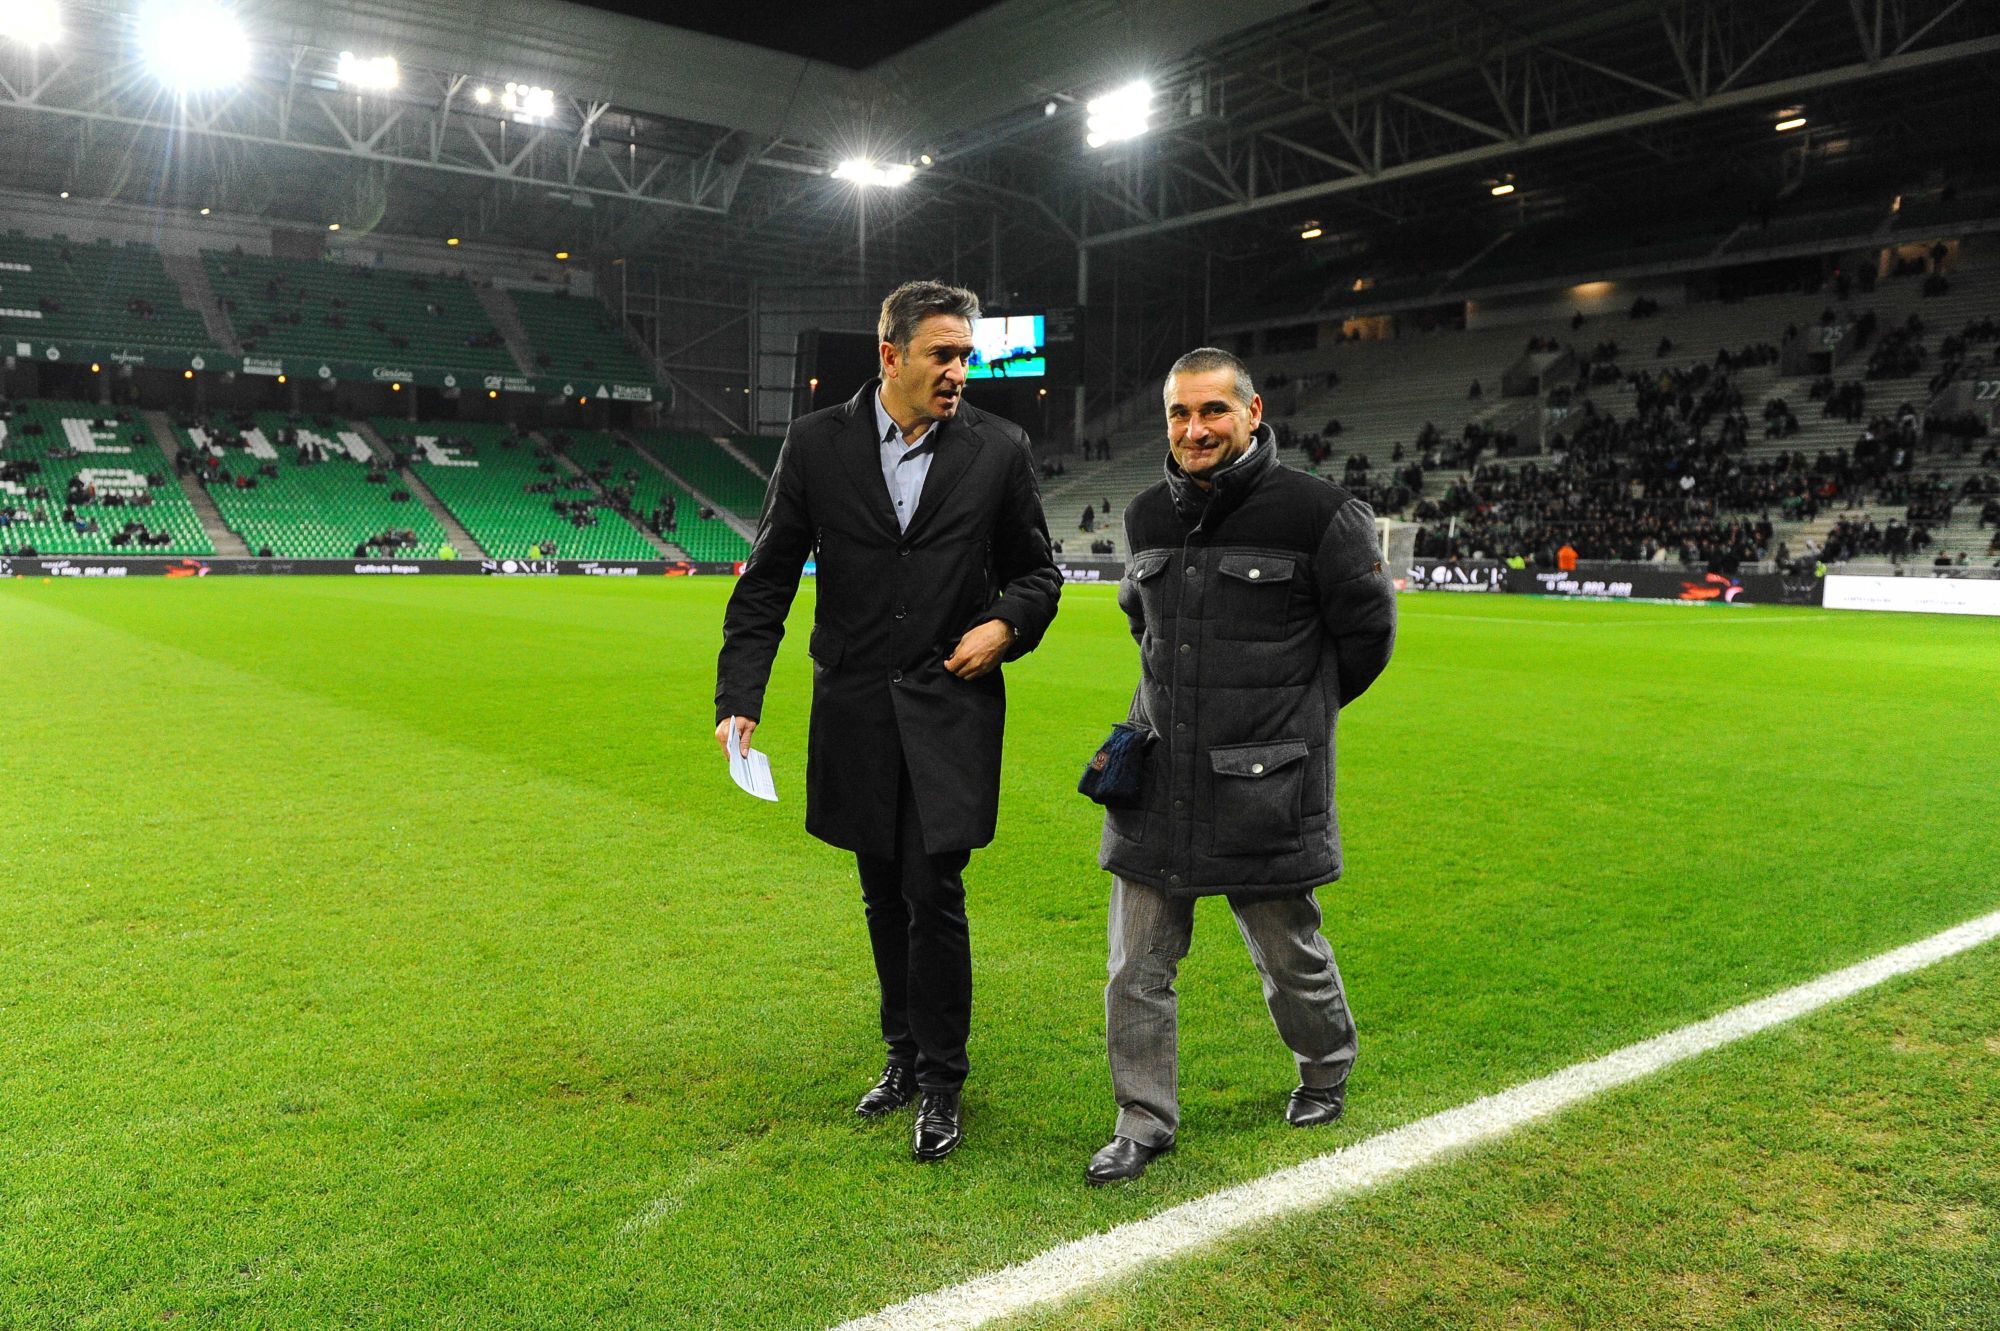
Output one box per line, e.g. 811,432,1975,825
0,233,214,356
170,410,453,559
378,418,659,560
549,428,750,562
1048,244,2000,568
0,398,213,555
635,430,768,520
730,436,782,476
510,289,659,387
203,252,517,375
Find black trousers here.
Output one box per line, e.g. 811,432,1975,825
854,765,973,1092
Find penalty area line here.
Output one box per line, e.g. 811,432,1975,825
830,904,2000,1331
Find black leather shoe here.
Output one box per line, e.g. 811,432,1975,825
912,1090,963,1162
1085,1135,1172,1186
1286,1081,1347,1127
854,1064,917,1118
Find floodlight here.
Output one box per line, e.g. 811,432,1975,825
473,85,492,105
1490,182,1515,196
554,250,569,260
1300,226,1323,240
327,222,340,231
138,0,250,92
832,159,915,188
91,362,102,373
1774,116,1806,132
337,50,398,91
446,237,460,246
199,206,210,215
2,0,61,47
1085,80,1152,148
500,81,555,119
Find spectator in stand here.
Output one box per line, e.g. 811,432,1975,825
1556,541,1578,572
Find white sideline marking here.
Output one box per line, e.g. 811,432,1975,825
831,906,2000,1331
1417,611,1841,627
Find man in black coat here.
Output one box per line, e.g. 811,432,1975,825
715,280,1061,1162
1085,347,1395,1185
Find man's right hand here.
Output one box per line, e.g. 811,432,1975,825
716,715,758,757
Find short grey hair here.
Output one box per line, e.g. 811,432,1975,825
878,280,982,350
1163,347,1256,411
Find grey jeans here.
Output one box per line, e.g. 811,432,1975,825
1105,875,1357,1146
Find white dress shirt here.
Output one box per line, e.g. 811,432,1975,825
874,390,939,533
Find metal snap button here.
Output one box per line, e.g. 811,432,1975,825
1248,568,1261,579
1251,762,1265,774
1179,642,1191,654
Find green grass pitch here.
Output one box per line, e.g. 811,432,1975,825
1,579,1996,1329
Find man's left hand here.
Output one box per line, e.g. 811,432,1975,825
943,619,1013,680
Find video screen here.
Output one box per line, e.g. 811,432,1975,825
967,314,1045,380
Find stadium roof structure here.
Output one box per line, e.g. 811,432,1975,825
0,0,1995,289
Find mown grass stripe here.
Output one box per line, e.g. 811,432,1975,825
832,905,2000,1331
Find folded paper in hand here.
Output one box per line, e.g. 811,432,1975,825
724,719,778,802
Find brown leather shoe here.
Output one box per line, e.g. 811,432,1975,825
854,1064,917,1118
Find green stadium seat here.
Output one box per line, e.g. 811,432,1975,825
0,235,214,356
0,399,213,556
636,429,768,523
378,418,660,560
171,411,453,559
204,254,516,376
549,428,749,563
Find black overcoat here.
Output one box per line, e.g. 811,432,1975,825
716,381,1061,856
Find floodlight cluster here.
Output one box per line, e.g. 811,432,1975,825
1085,80,1152,148
501,82,556,119
137,0,250,92
337,50,399,91
832,159,917,188
1,0,62,48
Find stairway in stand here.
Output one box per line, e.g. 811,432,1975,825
142,410,250,555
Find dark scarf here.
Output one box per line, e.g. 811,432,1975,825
1164,422,1278,527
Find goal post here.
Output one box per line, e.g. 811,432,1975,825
1377,518,1416,576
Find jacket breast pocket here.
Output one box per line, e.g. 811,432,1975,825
1121,550,1173,630
1206,740,1309,856
1213,554,1295,641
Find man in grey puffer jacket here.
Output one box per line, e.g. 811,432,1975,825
1086,347,1396,1185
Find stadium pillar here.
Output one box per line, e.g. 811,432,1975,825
1072,244,1088,449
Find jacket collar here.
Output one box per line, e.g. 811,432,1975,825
1164,422,1278,525
835,378,981,539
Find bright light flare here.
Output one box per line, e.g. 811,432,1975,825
501,81,555,119
1,0,62,48
1299,226,1323,240
337,50,399,91
138,0,251,92
1490,182,1515,196
832,158,916,188
1085,80,1152,148
472,85,492,105
1774,116,1807,132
